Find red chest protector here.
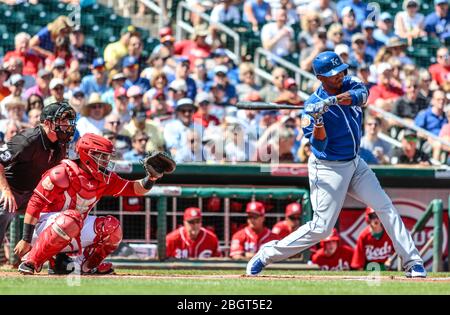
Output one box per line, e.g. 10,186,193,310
59,159,105,218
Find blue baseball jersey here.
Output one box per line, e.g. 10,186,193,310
302,76,369,161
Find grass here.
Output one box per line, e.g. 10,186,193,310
1,269,449,295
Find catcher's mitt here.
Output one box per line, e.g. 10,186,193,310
142,151,176,179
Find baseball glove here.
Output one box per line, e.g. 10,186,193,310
142,151,176,179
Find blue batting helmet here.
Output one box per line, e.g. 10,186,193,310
312,51,349,77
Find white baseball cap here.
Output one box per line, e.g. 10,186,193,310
49,78,65,90
334,44,350,56
377,62,392,75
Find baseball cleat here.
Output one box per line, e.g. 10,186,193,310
83,262,115,275
18,262,35,275
405,264,427,278
246,256,266,276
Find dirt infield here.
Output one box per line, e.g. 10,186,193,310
1,270,450,282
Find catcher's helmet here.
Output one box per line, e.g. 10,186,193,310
312,51,349,77
76,133,115,183
365,207,378,223
40,100,77,143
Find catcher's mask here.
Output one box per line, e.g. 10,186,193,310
76,133,115,183
41,101,77,144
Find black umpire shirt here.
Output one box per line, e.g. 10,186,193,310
0,126,67,192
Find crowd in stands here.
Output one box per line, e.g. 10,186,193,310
0,0,448,166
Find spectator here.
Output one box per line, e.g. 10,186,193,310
393,77,429,125
69,27,97,76
391,129,431,165
167,79,188,109
173,57,197,101
274,0,299,26
259,67,287,102
312,228,354,271
348,33,374,70
149,91,173,124
414,89,448,136
164,98,201,157
122,130,149,162
424,0,450,40
428,47,450,88
175,129,204,162
351,208,395,271
174,24,212,67
327,23,345,49
127,85,146,113
3,32,42,77
436,105,450,163
261,8,294,59
101,72,126,106
0,74,25,119
394,0,426,45
64,70,82,99
121,107,164,153
418,68,435,101
210,0,241,25
272,202,302,239
360,116,392,164
209,48,238,85
23,68,51,100
281,78,303,105
385,37,413,65
68,87,85,115
307,0,338,27
236,63,260,101
144,71,168,105
103,112,131,157
3,119,24,143
110,86,131,124
104,25,138,70
48,78,66,103
50,58,67,80
243,0,272,32
0,97,28,134
125,34,147,73
367,63,404,109
205,65,237,106
298,11,323,50
192,92,219,128
297,140,312,163
336,0,369,26
361,20,385,60
4,57,34,90
45,36,74,72
300,27,330,72
122,56,150,91
340,6,361,46
0,65,11,102
356,62,374,89
166,207,221,259
26,93,44,114
222,116,251,162
77,92,112,136
101,129,124,160
29,15,72,59
230,201,278,259
373,12,396,44
80,57,109,96
191,58,209,92
27,108,42,128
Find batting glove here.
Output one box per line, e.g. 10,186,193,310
323,96,338,106
304,102,327,116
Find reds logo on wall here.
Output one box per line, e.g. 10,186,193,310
339,199,448,270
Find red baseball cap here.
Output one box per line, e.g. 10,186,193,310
183,207,202,221
246,201,265,216
285,202,302,217
159,26,173,37
114,87,127,98
283,78,297,89
320,228,340,246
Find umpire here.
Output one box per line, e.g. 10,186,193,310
0,100,76,263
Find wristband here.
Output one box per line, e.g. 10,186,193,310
22,223,35,243
141,176,154,190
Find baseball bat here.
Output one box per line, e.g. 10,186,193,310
235,101,304,110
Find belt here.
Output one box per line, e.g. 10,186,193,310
335,157,356,162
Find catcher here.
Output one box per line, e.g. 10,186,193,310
13,133,176,275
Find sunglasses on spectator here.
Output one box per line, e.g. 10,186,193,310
108,121,121,126
334,32,343,36
94,66,106,72
90,104,104,109
72,80,81,84
187,218,201,224
179,109,194,114
30,100,43,106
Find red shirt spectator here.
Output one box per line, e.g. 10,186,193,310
3,32,42,77
192,92,220,128
230,201,278,259
428,47,450,87
272,202,302,239
166,207,221,259
351,208,395,270
367,62,404,105
311,228,354,271
174,24,212,69
0,66,11,102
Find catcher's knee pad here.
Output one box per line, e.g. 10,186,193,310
27,210,82,272
82,216,122,273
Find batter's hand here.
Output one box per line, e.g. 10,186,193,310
14,240,31,258
0,188,17,213
323,96,338,106
304,102,327,116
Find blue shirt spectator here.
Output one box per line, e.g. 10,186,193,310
424,0,450,40
124,77,151,92
414,90,448,136
80,74,109,96
36,27,54,52
243,0,271,29
336,0,370,26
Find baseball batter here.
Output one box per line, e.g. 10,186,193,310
247,51,426,278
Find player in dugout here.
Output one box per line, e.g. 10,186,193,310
271,202,302,240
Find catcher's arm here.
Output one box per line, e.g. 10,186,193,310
133,151,176,195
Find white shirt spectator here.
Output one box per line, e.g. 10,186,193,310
210,3,241,25
76,116,105,136
394,11,425,37
261,22,294,57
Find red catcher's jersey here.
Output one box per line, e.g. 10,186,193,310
351,226,394,269
166,227,220,258
312,245,354,271
26,159,140,220
272,220,293,239
230,226,278,257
